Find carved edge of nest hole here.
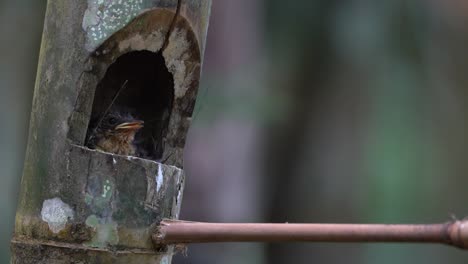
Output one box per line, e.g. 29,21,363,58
68,8,201,169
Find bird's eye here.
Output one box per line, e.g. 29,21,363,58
108,117,117,124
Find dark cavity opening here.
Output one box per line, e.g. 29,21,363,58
86,50,174,161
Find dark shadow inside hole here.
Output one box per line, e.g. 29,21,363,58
86,50,174,161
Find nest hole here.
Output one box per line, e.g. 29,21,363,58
86,50,174,161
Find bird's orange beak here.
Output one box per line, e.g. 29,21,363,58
115,120,144,131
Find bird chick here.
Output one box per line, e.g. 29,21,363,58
87,111,144,156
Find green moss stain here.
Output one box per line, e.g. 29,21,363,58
85,178,119,248
85,214,100,227
85,214,119,248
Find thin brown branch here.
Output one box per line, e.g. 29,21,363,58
153,219,468,249
161,0,182,51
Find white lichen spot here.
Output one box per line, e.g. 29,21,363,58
41,198,74,233
177,188,183,205
175,189,183,218
161,255,171,264
102,179,112,198
156,165,164,192
113,157,117,165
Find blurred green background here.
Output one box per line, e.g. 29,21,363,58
2,0,468,263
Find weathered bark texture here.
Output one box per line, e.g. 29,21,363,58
11,0,211,263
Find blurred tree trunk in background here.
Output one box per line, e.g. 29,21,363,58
264,0,468,263
263,1,371,262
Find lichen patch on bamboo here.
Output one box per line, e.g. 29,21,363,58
82,0,149,51
41,197,74,234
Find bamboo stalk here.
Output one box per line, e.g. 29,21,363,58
11,0,211,263
153,219,468,249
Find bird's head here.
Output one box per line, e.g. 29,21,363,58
99,111,144,139
86,109,144,156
